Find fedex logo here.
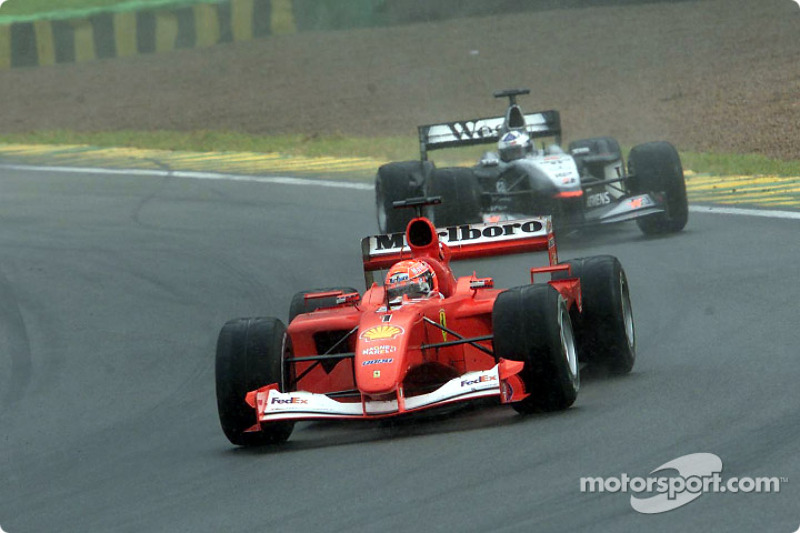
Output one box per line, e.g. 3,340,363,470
271,397,308,405
460,375,497,387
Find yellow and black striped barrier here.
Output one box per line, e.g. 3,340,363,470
0,0,382,69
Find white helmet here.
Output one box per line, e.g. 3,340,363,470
497,131,532,162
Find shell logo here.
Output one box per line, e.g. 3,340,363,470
360,325,404,342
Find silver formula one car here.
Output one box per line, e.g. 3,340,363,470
375,88,688,236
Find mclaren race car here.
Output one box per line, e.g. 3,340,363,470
215,197,636,446
375,88,688,236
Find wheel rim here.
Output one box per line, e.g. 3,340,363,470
559,302,579,385
620,273,635,350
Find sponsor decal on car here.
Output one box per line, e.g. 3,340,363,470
460,375,497,387
360,325,404,342
271,396,309,405
362,358,394,366
587,192,612,207
362,345,397,356
371,219,547,252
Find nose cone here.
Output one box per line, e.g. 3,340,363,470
355,313,417,394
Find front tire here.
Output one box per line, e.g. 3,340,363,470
493,284,579,413
215,317,295,446
553,256,635,374
628,141,688,235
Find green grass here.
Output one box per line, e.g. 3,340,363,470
0,129,418,161
0,0,208,20
1,0,129,16
677,151,800,177
1,129,798,177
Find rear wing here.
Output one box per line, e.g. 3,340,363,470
418,110,562,161
361,216,558,286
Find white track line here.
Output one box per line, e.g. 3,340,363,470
0,163,373,190
3,162,799,219
689,205,800,220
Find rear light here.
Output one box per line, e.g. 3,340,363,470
554,190,584,199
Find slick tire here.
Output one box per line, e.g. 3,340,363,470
288,287,360,324
493,284,579,413
215,317,295,446
553,256,635,374
627,141,688,235
427,167,483,227
375,160,433,234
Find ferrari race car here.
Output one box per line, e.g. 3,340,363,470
215,197,636,446
375,88,688,236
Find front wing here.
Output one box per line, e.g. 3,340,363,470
244,361,528,426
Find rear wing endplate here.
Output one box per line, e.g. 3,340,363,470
361,216,558,286
418,110,561,161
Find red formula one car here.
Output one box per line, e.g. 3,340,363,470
215,197,636,446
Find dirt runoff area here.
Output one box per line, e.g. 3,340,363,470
1,0,799,160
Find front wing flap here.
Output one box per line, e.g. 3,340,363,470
245,361,528,425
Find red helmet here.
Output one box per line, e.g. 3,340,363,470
385,260,438,305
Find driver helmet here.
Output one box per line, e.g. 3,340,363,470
497,130,532,162
385,260,438,306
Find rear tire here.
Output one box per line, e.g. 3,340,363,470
493,284,579,413
553,256,635,374
215,317,295,446
627,141,688,235
375,161,433,234
288,286,359,324
428,167,483,227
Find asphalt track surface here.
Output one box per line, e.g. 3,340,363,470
0,167,797,532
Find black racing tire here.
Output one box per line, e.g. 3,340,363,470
427,167,483,227
627,141,688,235
553,256,635,374
288,286,359,324
375,160,433,234
492,284,579,413
215,317,295,446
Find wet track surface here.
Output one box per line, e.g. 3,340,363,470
0,168,797,532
